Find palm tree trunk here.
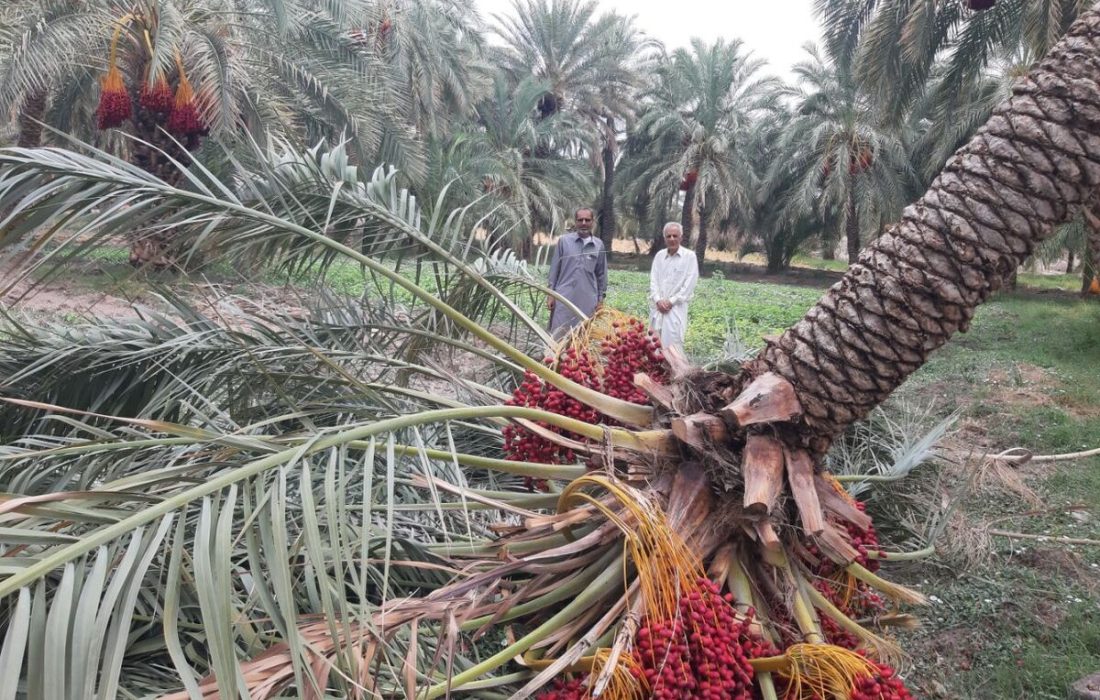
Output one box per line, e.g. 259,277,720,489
696,203,709,274
741,10,1100,451
16,89,48,148
647,206,665,256
598,118,616,262
680,182,695,244
845,185,860,263
1067,249,1075,273
1082,199,1100,296
766,248,784,274
128,132,187,270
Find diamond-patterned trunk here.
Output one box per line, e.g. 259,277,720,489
744,8,1100,450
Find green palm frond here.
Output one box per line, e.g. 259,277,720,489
0,131,659,693
0,139,660,430
0,1,111,115
146,0,186,84
185,26,241,138
0,0,489,183
0,406,539,697
823,0,1087,120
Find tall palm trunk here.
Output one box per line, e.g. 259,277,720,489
16,89,48,148
128,134,188,270
5,90,49,229
680,182,695,243
845,184,860,263
648,204,665,256
696,202,709,274
1082,199,1100,296
741,9,1100,451
598,117,616,261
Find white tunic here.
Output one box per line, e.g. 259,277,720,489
649,247,699,351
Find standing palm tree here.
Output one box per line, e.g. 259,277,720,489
782,45,916,263
1080,200,1100,295
422,76,592,252
617,124,679,255
731,106,831,273
631,39,778,270
492,0,653,257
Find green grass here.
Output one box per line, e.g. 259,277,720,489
1016,270,1083,293
788,252,1084,292
890,293,1100,698
602,269,824,359
43,251,827,361
282,261,827,360
905,565,1100,699
790,254,850,273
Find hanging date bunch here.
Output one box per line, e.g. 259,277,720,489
96,23,132,130
166,59,207,145
502,308,668,468
139,75,173,116
95,12,207,152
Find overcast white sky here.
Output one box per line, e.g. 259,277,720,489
473,0,824,80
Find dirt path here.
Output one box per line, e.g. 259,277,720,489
1,258,148,321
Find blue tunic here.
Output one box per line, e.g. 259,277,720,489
547,231,607,336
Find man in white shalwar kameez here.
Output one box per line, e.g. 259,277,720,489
649,222,699,351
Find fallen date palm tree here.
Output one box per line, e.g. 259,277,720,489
2,7,1100,699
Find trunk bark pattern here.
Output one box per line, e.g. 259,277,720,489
746,10,1100,449
599,117,616,260
16,89,48,148
845,185,860,263
680,182,695,243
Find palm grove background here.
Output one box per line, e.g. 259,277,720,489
1,1,1100,699
1,0,1097,286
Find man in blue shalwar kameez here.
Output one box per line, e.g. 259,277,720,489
546,207,607,338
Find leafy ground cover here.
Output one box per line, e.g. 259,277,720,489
4,253,1098,698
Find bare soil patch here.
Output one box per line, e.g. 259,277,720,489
2,263,147,321
1016,548,1099,594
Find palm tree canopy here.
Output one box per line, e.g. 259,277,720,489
817,0,1090,117
491,0,649,122
780,43,916,239
0,0,490,182
631,38,778,220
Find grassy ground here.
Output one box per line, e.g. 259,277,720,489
11,251,1100,698
889,295,1100,699
603,269,824,359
